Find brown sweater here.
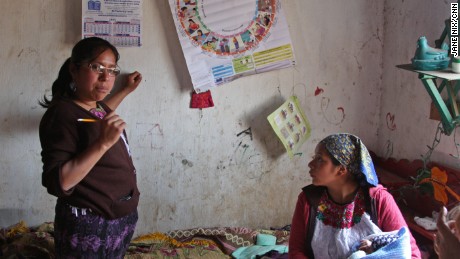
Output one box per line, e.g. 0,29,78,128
39,98,139,219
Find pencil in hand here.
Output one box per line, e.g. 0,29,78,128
77,118,97,123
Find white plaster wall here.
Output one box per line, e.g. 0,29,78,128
0,0,384,235
378,0,460,168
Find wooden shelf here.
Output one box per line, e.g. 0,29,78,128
375,165,437,242
397,64,460,81
397,63,460,135
375,166,411,186
398,205,436,242
373,152,460,258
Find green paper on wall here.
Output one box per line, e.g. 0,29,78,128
267,96,311,158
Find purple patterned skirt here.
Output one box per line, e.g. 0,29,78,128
54,202,138,258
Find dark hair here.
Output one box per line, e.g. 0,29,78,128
39,37,120,108
325,148,367,185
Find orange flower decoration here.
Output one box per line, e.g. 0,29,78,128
419,167,460,205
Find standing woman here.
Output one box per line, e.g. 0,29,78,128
288,133,421,258
39,37,142,258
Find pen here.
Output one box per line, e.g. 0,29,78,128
77,118,97,122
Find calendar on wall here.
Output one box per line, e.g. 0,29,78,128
82,0,142,47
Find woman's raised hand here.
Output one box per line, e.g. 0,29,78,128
124,71,142,93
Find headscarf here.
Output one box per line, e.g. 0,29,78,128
319,133,378,187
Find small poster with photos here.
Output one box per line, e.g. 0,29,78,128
267,96,311,158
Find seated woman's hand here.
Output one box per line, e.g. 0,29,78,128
358,239,373,254
434,207,460,259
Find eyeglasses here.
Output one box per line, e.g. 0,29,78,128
87,63,121,76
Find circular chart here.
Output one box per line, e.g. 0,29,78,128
176,0,277,56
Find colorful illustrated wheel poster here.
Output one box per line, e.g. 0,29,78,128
169,0,296,93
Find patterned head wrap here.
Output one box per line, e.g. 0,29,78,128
319,133,378,187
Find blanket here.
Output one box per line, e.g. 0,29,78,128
0,221,55,259
347,227,411,259
1,222,290,259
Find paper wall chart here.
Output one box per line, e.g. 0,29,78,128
267,96,311,158
169,0,296,92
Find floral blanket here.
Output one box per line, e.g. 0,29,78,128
0,221,55,258
125,227,290,258
1,221,290,259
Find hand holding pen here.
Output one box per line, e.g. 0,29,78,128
79,112,126,150
98,111,126,150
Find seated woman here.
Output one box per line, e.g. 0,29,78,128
288,133,421,258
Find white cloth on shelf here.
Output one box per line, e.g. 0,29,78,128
414,216,437,230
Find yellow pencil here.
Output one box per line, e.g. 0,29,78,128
77,118,97,122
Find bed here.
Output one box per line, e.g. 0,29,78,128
0,221,290,258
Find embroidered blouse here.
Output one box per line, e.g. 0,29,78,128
311,189,382,258
288,185,421,259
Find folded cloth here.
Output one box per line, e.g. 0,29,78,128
347,227,411,259
190,90,214,108
232,234,288,259
414,216,437,231
232,245,288,259
257,234,277,246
